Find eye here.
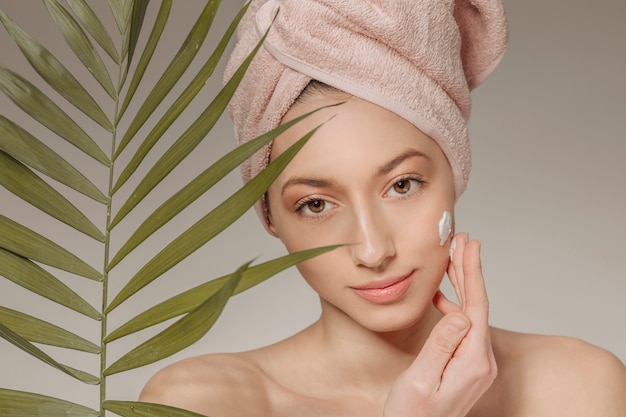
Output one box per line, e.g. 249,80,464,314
386,177,423,197
305,199,326,213
296,198,333,217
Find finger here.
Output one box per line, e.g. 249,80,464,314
407,313,470,391
450,233,468,309
446,237,462,306
462,240,489,326
446,234,463,306
433,290,461,316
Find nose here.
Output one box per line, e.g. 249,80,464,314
350,205,396,269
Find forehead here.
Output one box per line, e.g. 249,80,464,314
270,95,448,173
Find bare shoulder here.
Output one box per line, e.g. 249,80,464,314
489,327,626,416
139,352,271,416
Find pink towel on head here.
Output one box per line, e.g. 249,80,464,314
225,0,508,229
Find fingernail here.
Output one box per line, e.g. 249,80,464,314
450,315,470,333
449,237,456,260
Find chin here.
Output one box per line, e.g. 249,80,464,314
351,297,435,334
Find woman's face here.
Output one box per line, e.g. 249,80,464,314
266,94,456,332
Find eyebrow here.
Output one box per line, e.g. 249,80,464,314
280,149,431,196
281,177,337,196
376,149,431,176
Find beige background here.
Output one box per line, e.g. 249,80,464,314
0,0,624,408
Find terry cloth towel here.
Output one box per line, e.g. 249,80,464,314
225,0,508,228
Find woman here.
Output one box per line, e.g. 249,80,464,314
140,1,626,415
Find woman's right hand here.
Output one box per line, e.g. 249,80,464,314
383,233,497,417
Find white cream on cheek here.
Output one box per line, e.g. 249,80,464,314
438,211,452,246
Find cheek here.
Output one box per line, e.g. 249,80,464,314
395,204,453,266
293,250,347,296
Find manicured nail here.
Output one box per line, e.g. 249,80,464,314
449,237,456,260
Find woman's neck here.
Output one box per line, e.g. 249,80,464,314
303,299,443,392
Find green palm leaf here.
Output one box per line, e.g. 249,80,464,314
105,262,248,376
0,152,104,241
116,0,171,120
125,0,150,69
111,1,247,194
65,0,120,63
106,245,342,343
110,15,270,228
106,126,318,313
107,0,134,35
0,216,102,281
0,114,106,203
0,388,99,417
114,0,220,159
0,248,101,319
0,65,110,166
43,0,116,99
0,1,334,415
0,307,99,353
104,401,206,417
0,322,99,384
0,9,113,131
108,106,330,269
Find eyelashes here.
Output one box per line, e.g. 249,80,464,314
294,196,334,218
385,175,427,198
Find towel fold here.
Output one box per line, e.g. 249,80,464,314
225,0,508,228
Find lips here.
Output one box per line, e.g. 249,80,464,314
351,272,413,304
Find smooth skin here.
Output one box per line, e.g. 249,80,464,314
140,94,626,417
